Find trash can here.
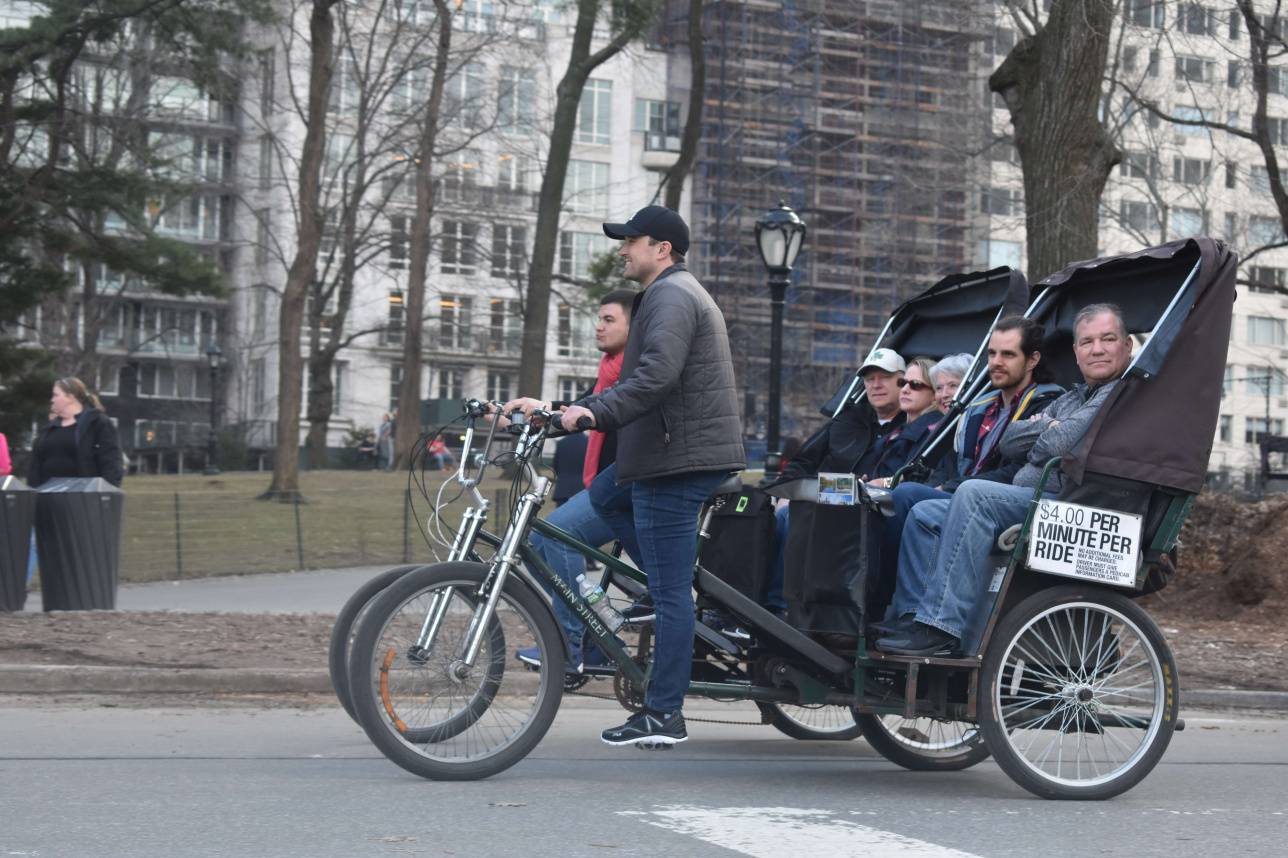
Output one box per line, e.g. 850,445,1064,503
34,477,125,611
1,476,36,612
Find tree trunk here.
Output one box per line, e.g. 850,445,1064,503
304,347,334,468
518,0,662,397
989,0,1119,281
265,0,338,499
660,0,705,212
393,0,452,469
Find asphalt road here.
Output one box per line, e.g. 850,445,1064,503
1,697,1284,858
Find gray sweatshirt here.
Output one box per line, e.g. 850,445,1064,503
999,380,1120,491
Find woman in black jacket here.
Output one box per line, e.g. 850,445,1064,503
28,377,123,487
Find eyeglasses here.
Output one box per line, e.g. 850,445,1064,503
897,379,931,392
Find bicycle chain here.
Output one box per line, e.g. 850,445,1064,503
565,684,769,727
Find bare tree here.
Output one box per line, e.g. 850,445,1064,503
264,0,339,499
655,0,704,211
517,0,662,398
989,0,1121,280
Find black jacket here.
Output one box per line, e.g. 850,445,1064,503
582,264,745,481
551,433,588,502
29,408,124,487
780,399,906,483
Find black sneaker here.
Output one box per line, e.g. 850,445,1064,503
875,623,959,657
621,598,656,625
601,708,687,748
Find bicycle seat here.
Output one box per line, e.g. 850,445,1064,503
708,472,744,500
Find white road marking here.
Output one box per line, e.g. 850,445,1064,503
619,806,986,858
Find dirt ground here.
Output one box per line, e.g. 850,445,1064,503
1,491,1284,693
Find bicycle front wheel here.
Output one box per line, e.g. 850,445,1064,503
350,561,564,781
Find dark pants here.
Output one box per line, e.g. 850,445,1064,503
590,463,725,713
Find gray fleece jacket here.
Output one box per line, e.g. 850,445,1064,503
999,379,1120,492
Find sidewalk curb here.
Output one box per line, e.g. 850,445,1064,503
0,665,333,695
1,664,1287,711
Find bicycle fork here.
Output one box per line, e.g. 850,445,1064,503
406,502,490,664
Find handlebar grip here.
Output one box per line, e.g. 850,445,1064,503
575,416,594,431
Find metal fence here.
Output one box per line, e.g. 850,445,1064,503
118,480,516,583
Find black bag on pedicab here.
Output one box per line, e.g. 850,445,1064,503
697,485,775,603
783,499,883,637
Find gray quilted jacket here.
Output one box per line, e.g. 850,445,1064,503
580,264,745,482
1001,379,1120,492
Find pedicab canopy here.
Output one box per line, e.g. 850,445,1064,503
1031,238,1236,494
820,266,1030,416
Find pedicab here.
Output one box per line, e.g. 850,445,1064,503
342,238,1233,800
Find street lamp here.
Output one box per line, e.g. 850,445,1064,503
754,201,806,477
203,343,223,476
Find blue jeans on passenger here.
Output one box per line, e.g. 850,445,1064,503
891,479,1039,639
590,463,726,713
528,487,616,657
878,482,951,619
764,503,790,615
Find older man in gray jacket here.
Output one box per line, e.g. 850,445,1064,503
875,303,1133,656
558,205,744,748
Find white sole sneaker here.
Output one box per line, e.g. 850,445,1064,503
601,734,687,748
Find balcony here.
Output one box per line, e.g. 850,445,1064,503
641,132,682,171
437,183,539,212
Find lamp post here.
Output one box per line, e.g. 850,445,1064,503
203,343,223,476
754,201,806,477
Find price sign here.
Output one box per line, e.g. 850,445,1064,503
1026,500,1143,588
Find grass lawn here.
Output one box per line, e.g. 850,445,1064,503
117,469,525,582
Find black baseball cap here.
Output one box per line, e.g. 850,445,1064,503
602,205,690,256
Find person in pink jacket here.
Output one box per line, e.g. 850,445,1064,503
0,431,12,476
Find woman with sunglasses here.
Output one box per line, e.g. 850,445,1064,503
862,357,943,488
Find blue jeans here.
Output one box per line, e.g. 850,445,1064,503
765,504,790,614
879,482,951,619
529,488,616,655
892,480,1037,639
590,463,726,713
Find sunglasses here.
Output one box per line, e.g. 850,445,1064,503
897,379,931,392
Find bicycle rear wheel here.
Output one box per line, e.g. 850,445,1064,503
350,561,564,781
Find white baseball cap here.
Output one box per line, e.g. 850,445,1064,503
859,348,906,375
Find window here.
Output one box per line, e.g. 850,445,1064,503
1218,415,1232,443
438,294,472,349
1121,151,1160,179
1267,117,1288,145
333,362,347,415
1147,49,1160,77
1250,165,1273,194
323,132,355,182
496,153,529,194
445,63,486,130
97,302,127,349
1173,105,1210,135
440,221,478,275
1168,207,1204,239
389,362,402,411
1247,367,1286,397
991,26,1015,55
156,196,223,241
328,57,358,116
1125,0,1165,29
576,79,612,144
497,66,536,129
1122,46,1139,73
1172,157,1209,185
137,364,207,400
1248,266,1286,293
1224,212,1238,240
1177,3,1211,35
1246,417,1286,445
385,290,405,345
558,376,595,403
1230,11,1242,40
558,230,612,281
256,208,271,266
1249,216,1285,246
1228,61,1242,88
251,358,266,408
490,223,526,278
487,371,513,402
258,136,273,191
487,298,520,354
1120,200,1158,233
388,216,408,270
634,98,682,151
440,149,481,202
258,49,275,114
980,187,1022,216
1226,160,1237,189
96,363,121,396
252,285,269,339
134,420,178,448
555,303,594,358
566,160,609,215
1223,365,1235,395
437,367,465,400
976,239,1022,270
1247,315,1286,345
1174,56,1212,84
1268,68,1288,97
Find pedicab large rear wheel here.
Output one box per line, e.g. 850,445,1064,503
759,702,864,740
855,713,990,771
349,561,564,781
978,584,1178,800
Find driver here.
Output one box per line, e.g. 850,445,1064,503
875,304,1133,656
